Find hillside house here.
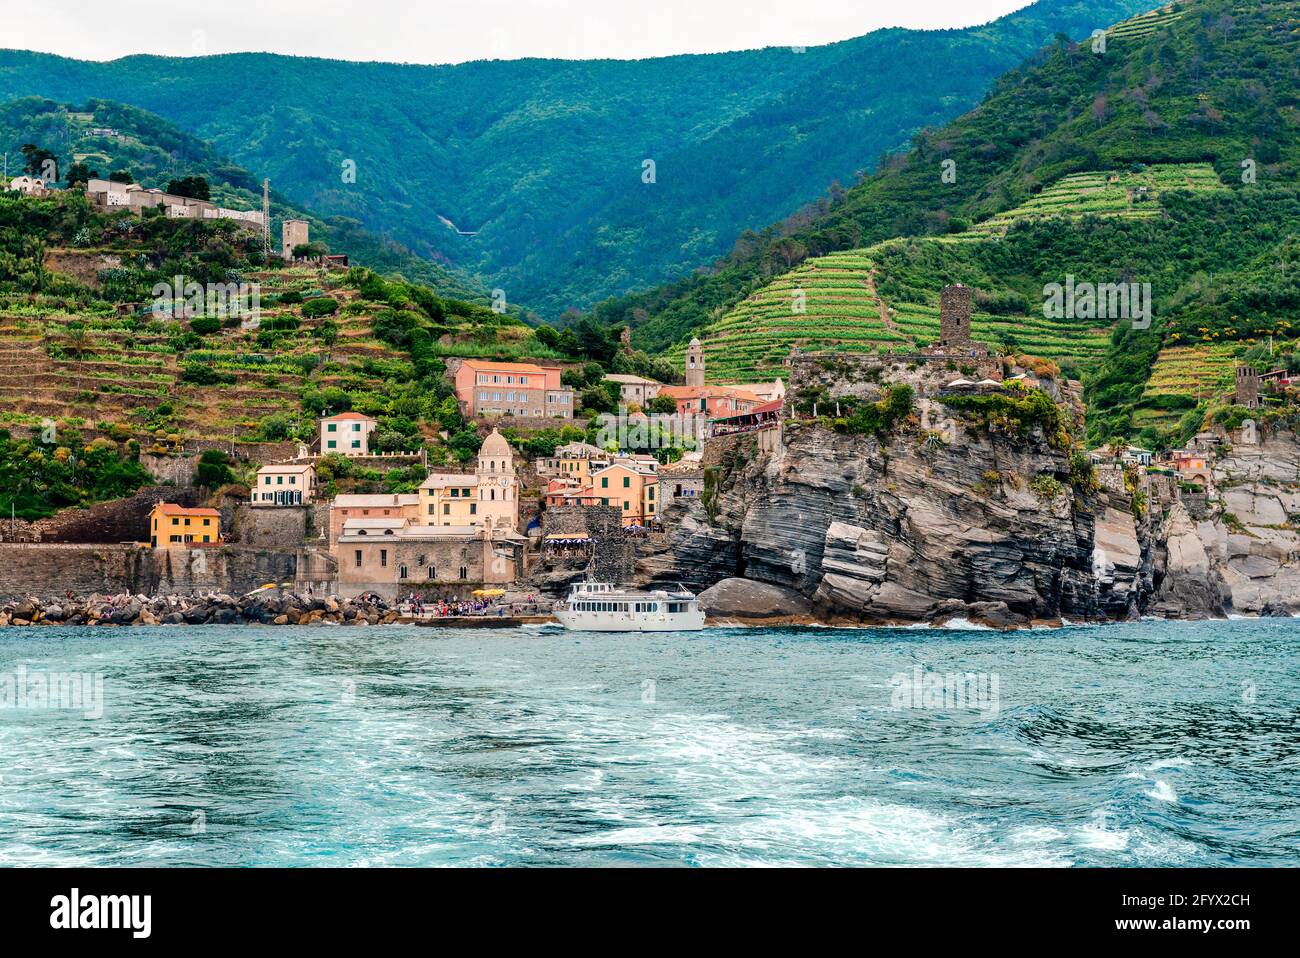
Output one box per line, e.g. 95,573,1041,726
7,175,50,197
282,220,310,260
320,411,378,455
604,373,661,407
1170,450,1212,487
252,463,317,506
84,178,265,229
148,503,221,548
537,442,610,480
453,359,574,419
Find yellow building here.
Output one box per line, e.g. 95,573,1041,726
149,503,221,548
418,429,519,530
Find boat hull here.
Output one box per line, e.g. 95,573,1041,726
554,609,706,632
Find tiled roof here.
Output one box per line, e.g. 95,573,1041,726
460,359,549,374
153,504,220,517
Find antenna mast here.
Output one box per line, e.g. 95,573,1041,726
262,178,271,258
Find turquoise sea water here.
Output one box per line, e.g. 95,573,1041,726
0,619,1295,866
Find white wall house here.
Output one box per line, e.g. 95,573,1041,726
252,463,317,506
320,412,378,455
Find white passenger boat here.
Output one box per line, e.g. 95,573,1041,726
554,581,706,632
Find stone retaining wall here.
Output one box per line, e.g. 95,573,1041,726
0,543,297,599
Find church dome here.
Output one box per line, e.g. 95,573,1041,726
480,428,511,458
688,337,701,347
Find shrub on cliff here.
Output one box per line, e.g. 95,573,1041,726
835,384,914,438
941,386,1070,449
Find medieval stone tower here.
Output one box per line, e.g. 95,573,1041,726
685,337,705,388
282,219,309,261
938,283,973,347
1235,365,1260,409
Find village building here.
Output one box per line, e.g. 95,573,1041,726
452,359,574,419
658,456,705,503
320,411,378,455
659,384,764,418
587,460,659,526
741,379,787,404
7,175,50,197
669,333,786,415
327,493,420,546
282,219,310,260
418,428,518,529
1170,450,1212,487
84,178,265,229
251,463,317,506
543,476,587,507
148,503,221,548
604,373,661,407
1124,446,1154,467
536,441,610,480
334,519,525,601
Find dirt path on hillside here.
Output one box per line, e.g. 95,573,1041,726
866,265,897,332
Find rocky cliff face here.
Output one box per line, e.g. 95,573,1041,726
639,361,1300,627
642,419,1105,627
1149,431,1300,618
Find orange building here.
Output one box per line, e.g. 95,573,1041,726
148,503,221,548
658,384,763,418
453,360,574,419
1170,450,1212,486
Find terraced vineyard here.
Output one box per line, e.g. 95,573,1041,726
666,162,1230,385
1105,3,1186,42
1134,343,1242,428
0,267,409,451
663,246,1113,383
951,163,1224,241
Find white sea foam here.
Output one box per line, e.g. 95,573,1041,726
1146,757,1192,771
930,617,995,631
1147,780,1178,802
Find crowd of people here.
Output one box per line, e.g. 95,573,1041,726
395,592,552,618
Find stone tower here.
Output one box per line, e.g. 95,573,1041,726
685,337,705,388
1235,365,1260,409
282,219,309,261
938,284,973,347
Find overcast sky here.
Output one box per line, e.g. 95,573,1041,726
1,0,1034,63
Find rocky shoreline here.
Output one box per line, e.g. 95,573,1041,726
0,592,405,627
1,586,1294,631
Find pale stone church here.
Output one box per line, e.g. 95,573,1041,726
334,429,526,599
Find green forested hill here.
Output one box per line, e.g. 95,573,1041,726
603,0,1300,354
0,0,1152,318
639,0,1300,449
